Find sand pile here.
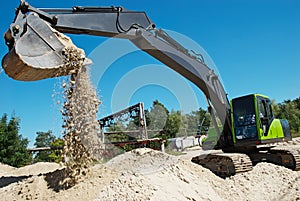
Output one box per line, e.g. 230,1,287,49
0,163,15,176
0,146,300,200
0,162,119,201
0,162,60,177
96,147,300,201
221,163,300,201
105,148,178,175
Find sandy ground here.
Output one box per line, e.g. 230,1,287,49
1,139,300,201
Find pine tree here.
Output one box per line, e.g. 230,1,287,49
0,113,32,167
34,130,56,162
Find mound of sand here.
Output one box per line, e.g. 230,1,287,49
213,163,300,201
1,144,300,201
4,162,61,177
105,148,178,175
0,163,15,176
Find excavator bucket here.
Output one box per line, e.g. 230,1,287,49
2,12,86,81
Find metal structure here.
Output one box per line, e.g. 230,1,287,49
27,146,63,152
99,102,148,143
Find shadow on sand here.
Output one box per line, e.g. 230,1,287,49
44,168,76,192
0,175,31,188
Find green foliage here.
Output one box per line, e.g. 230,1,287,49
107,120,127,133
151,133,170,148
273,97,300,137
147,100,169,134
0,113,32,167
48,138,64,163
34,130,57,162
34,130,55,147
164,110,182,138
147,101,211,140
129,109,151,130
106,120,132,143
178,108,211,137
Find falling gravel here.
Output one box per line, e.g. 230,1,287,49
59,46,103,187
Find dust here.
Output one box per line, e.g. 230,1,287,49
59,46,103,187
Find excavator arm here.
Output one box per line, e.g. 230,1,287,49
2,1,233,148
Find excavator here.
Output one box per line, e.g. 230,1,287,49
2,1,299,177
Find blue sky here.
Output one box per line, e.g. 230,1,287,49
0,0,299,147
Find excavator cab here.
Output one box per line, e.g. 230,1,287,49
231,94,291,146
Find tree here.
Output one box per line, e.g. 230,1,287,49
106,120,130,143
164,110,182,138
197,108,211,134
107,120,127,132
34,130,56,162
48,138,64,163
0,113,32,167
179,108,211,136
147,100,169,137
128,109,151,130
294,97,300,110
273,98,300,136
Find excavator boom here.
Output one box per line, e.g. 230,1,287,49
2,1,232,147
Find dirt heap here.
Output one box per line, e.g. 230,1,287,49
1,144,300,200
0,162,118,201
96,146,300,201
97,148,224,201
105,148,178,175
0,162,60,177
220,163,300,201
0,163,16,177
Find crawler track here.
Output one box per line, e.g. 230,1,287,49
254,147,300,171
192,146,300,178
290,149,300,171
192,153,253,178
